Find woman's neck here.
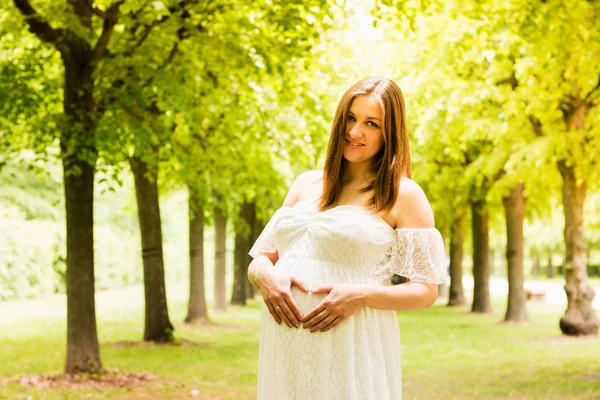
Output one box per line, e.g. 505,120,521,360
342,160,374,186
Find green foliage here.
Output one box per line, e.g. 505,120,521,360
375,0,600,260
0,5,62,167
0,160,240,300
0,206,62,299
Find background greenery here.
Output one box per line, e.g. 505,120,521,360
1,162,598,301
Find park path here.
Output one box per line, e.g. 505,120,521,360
1,279,599,324
460,277,600,308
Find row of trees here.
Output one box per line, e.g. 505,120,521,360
379,0,600,333
1,0,338,373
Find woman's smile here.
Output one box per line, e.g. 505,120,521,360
345,139,365,149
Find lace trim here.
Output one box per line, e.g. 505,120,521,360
248,208,285,258
373,228,448,284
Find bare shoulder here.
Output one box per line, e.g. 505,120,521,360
392,177,435,229
281,170,323,207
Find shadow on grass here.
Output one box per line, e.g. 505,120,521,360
106,338,208,348
176,319,249,331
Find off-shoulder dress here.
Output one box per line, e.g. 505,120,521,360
248,200,448,400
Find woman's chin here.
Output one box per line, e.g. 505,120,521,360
342,154,371,164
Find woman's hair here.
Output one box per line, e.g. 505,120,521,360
320,76,411,214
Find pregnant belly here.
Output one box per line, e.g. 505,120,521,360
278,254,383,316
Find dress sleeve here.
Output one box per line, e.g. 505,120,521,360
373,228,448,284
248,208,285,259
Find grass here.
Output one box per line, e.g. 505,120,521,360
0,283,599,399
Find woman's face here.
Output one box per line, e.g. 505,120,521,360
342,94,384,164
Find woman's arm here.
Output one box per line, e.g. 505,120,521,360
303,281,437,332
362,178,439,310
247,169,317,288
247,170,319,327
363,281,438,310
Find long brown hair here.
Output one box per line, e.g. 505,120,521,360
320,77,411,214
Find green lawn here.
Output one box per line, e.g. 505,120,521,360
0,284,599,399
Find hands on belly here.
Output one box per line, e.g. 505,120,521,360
301,283,367,332
259,267,367,333
257,266,310,328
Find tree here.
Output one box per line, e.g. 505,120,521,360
130,153,174,341
185,186,208,322
448,212,467,306
471,200,492,313
492,1,600,335
8,0,125,373
213,202,228,311
503,183,527,322
231,202,254,305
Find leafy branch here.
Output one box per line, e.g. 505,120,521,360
12,0,62,44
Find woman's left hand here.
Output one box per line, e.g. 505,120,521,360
303,283,367,332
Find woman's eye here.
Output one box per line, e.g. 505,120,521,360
347,115,355,121
368,121,379,128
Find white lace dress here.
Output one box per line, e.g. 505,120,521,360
248,200,447,400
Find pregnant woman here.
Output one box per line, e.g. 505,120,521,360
247,76,447,400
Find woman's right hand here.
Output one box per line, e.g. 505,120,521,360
258,266,310,328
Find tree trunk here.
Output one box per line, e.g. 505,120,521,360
557,161,598,335
471,201,492,313
245,202,257,300
503,183,528,322
185,187,208,323
130,155,174,342
250,216,267,293
532,254,540,278
62,53,101,374
546,256,554,278
214,206,228,311
448,213,467,306
230,202,253,305
64,160,101,373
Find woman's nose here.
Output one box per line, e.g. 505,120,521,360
349,123,362,138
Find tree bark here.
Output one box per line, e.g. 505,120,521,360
214,206,228,311
557,160,598,335
61,37,101,374
489,249,496,276
448,213,467,306
546,256,554,278
130,155,174,342
250,215,267,293
471,201,492,313
64,159,101,373
503,183,528,322
245,202,257,300
230,202,253,305
532,254,540,278
185,187,208,323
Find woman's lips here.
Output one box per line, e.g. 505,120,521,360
345,139,365,149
